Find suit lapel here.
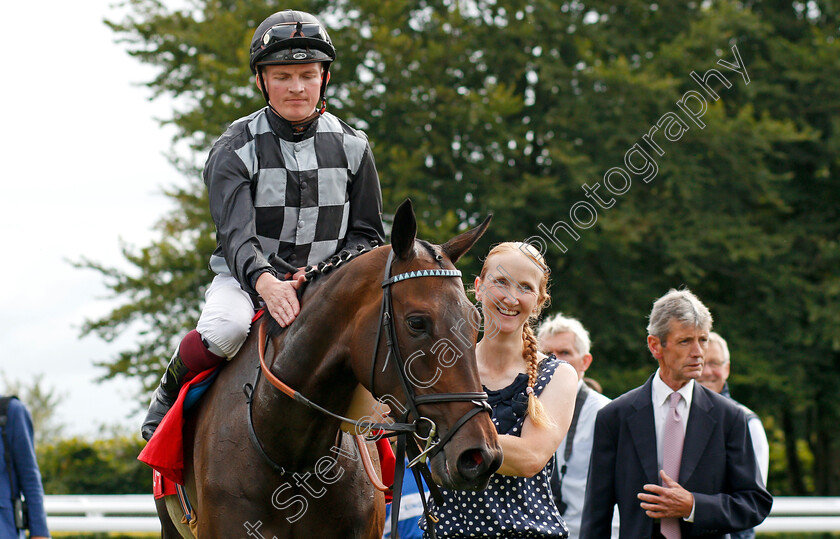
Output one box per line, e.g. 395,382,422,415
679,384,716,484
628,376,660,485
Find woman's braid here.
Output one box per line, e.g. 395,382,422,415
523,322,554,428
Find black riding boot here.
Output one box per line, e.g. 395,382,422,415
141,349,192,441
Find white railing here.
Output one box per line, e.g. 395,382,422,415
44,495,840,533
757,497,840,533
45,495,160,532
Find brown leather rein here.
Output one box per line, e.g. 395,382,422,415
254,318,390,491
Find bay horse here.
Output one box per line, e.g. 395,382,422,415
156,200,503,538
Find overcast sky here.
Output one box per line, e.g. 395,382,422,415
1,0,185,437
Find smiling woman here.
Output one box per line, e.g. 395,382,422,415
421,242,579,538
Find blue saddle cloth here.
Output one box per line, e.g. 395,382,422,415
183,367,221,411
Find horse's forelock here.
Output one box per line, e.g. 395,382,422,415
417,239,446,269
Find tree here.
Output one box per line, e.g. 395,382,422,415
85,0,840,495
37,435,149,494
1,372,66,445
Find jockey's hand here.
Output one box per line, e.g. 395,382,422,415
256,272,306,327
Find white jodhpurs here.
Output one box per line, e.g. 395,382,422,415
196,274,257,359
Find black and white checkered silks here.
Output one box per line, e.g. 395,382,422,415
208,110,379,285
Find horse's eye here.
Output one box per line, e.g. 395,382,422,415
407,317,427,332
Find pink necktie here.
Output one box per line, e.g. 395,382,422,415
661,392,684,539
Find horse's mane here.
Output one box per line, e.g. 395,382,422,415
264,244,379,339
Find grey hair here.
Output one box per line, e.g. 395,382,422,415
708,331,730,364
646,288,713,343
537,312,591,356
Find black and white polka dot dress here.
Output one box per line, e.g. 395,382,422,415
421,357,569,538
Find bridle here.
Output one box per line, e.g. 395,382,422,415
371,249,493,539
249,247,492,538
369,249,491,465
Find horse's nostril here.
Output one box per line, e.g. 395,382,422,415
457,448,487,476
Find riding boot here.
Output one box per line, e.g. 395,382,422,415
141,349,192,441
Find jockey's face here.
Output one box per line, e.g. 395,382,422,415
257,62,325,122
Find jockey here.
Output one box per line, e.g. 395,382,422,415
141,9,385,441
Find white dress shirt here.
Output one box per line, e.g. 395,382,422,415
555,379,619,539
651,371,694,470
748,416,770,485
651,369,696,522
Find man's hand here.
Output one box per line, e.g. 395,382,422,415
638,470,694,519
256,272,306,327
284,266,308,281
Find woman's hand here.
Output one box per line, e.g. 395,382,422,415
495,361,578,477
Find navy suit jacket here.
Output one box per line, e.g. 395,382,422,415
580,376,772,539
0,397,49,537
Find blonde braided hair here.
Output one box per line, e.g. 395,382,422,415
479,242,554,428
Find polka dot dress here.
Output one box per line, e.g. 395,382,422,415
421,357,569,538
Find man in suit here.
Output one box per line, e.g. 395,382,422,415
580,288,772,539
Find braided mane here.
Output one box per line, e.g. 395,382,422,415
265,243,380,339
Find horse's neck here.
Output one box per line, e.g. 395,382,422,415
253,265,376,468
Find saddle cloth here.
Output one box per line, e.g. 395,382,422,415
138,367,220,485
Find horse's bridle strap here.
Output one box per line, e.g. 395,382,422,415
381,268,461,287
371,250,492,459
256,320,417,434
252,248,490,539
257,320,296,400
414,393,490,405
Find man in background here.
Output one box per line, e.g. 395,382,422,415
0,395,50,538
538,312,618,538
698,331,770,539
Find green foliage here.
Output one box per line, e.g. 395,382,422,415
38,436,150,494
86,0,840,495
75,181,216,391
53,535,157,539
54,535,157,539
1,373,66,445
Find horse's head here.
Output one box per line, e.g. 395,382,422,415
363,199,503,491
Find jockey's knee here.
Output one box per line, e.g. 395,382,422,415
197,274,256,359
198,315,252,359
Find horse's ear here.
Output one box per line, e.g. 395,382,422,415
391,199,417,260
441,214,492,264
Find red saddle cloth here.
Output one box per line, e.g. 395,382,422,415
152,469,176,499
137,368,217,486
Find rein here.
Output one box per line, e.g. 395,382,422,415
249,248,493,539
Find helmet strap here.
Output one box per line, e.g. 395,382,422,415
257,69,271,105
257,68,284,118
319,97,327,115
